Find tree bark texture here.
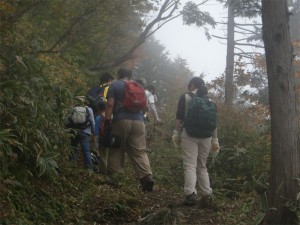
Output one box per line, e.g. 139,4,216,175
290,3,300,104
224,0,235,105
261,0,300,224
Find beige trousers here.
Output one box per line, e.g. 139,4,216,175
107,119,152,179
181,129,212,196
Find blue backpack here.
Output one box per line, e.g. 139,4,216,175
184,93,217,138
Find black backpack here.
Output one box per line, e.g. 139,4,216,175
87,86,101,100
184,93,217,138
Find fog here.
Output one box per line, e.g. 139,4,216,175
154,0,263,82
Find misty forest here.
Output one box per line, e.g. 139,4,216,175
0,0,299,224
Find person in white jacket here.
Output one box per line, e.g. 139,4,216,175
145,85,162,124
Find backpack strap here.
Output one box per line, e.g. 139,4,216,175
85,106,94,131
184,92,194,117
99,84,110,101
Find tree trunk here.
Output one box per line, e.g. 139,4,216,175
290,2,300,103
224,0,235,105
261,0,300,224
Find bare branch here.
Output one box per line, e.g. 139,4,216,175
235,51,263,56
235,25,256,34
235,22,262,26
235,37,252,42
211,34,227,40
234,47,263,56
235,43,264,48
160,0,178,20
149,0,210,37
235,47,245,53
88,0,214,70
215,21,227,25
147,14,181,37
235,53,258,60
235,31,255,35
89,0,181,71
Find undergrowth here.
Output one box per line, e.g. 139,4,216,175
0,85,276,224
1,112,269,224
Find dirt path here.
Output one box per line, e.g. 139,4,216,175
137,188,221,225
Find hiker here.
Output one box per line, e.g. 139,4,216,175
86,72,113,116
67,96,95,173
172,77,220,207
94,100,106,149
98,72,114,102
145,85,162,124
94,99,109,171
104,68,154,192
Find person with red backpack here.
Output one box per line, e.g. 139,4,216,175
104,68,154,192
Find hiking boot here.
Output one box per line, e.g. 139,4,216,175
183,192,197,206
199,194,217,209
140,175,154,192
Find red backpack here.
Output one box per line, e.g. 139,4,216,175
123,80,147,112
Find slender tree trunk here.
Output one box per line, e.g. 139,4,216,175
224,0,235,105
261,0,300,224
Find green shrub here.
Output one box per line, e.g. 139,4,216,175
208,105,271,195
0,55,72,178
